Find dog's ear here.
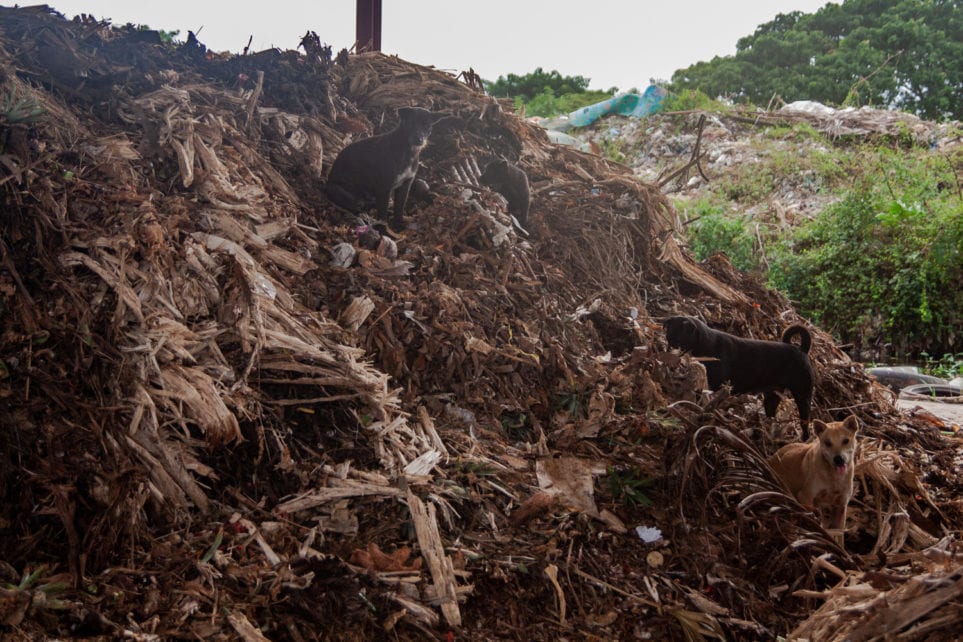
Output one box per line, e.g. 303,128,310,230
812,419,828,437
842,415,860,433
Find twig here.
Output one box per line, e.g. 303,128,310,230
0,153,52,187
0,236,36,309
571,567,662,611
658,114,709,189
753,222,770,273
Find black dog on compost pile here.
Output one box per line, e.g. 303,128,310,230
665,316,815,440
480,158,530,227
325,106,445,232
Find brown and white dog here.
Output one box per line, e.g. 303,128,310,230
768,415,859,545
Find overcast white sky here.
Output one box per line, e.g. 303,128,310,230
43,1,832,91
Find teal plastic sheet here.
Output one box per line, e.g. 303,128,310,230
536,86,666,131
566,85,667,128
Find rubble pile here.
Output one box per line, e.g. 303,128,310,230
576,102,962,229
1,6,962,640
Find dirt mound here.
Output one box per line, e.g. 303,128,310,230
2,6,962,640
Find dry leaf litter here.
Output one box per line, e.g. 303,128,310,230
1,6,962,641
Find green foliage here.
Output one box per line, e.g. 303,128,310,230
157,29,180,44
768,150,963,355
680,200,759,272
1,79,43,124
486,68,617,118
671,0,963,121
660,88,728,113
523,88,616,118
456,460,498,477
598,137,628,164
126,23,180,44
762,121,820,142
552,386,587,419
919,352,963,379
6,567,68,611
723,165,778,202
605,466,654,507
485,67,593,102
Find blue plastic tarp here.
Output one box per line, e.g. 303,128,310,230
536,86,666,131
566,85,667,128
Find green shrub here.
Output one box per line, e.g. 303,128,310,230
768,152,963,355
681,201,759,272
660,88,727,113
523,88,615,118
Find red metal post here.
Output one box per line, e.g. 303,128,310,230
356,0,382,52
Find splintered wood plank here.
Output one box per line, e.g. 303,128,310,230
406,488,462,627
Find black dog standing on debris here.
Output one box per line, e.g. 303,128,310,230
665,316,815,440
480,159,530,227
325,107,445,232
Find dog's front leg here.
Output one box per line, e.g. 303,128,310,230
827,503,847,531
826,504,847,546
374,190,391,223
391,179,414,231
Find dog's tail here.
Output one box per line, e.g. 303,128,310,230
782,325,812,353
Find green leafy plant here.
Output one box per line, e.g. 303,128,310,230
599,137,628,164
456,460,498,477
605,466,654,507
486,67,593,102
552,385,587,419
768,150,963,356
919,352,963,380
680,201,759,273
5,567,69,611
519,87,616,118
660,88,728,113
126,24,181,44
1,80,43,124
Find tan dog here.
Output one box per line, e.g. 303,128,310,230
768,415,859,544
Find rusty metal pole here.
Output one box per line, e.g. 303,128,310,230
356,0,382,52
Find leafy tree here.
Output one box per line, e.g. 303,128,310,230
484,68,619,118
671,0,963,120
485,67,593,102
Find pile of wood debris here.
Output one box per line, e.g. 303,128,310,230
1,6,962,640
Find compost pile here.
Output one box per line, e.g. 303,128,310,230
2,6,963,641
